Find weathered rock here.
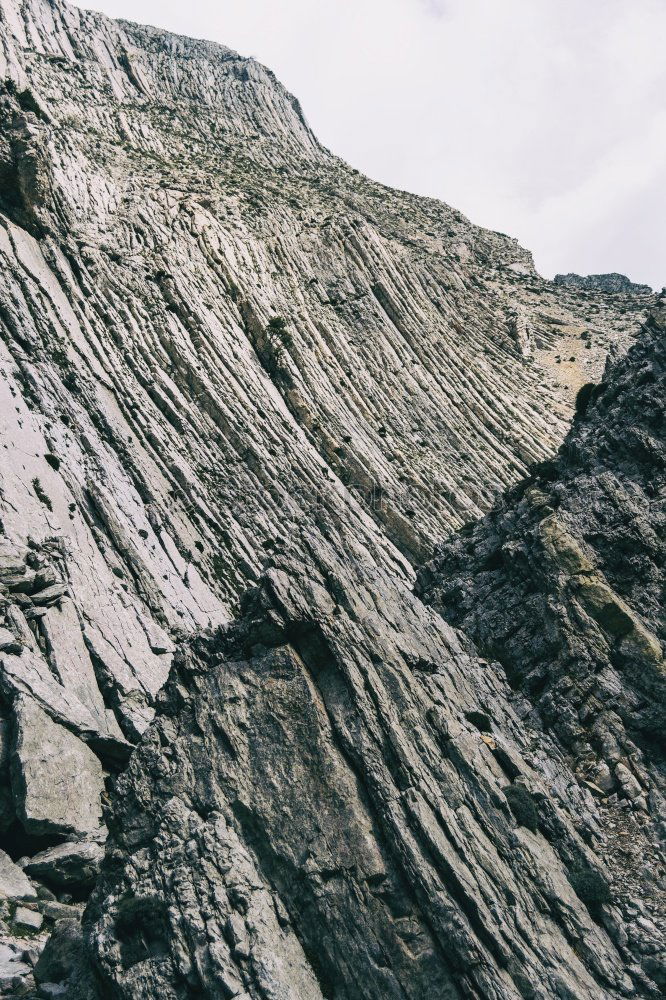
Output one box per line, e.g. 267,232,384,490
24,842,104,889
30,583,68,607
0,944,33,992
34,919,92,994
418,300,666,985
555,272,653,294
14,904,43,931
84,543,659,998
39,597,117,735
0,0,660,997
0,647,131,764
0,848,35,899
419,300,666,768
38,898,84,922
10,694,105,838
0,0,652,624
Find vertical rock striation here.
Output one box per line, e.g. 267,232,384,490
419,299,666,994
85,545,659,998
0,0,662,995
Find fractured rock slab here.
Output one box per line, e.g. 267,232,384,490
0,647,130,764
0,848,35,899
39,598,112,733
24,842,104,889
10,695,105,838
13,904,43,932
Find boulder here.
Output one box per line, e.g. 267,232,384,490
24,842,104,889
39,900,84,923
0,848,35,899
34,919,87,988
30,583,68,607
0,942,33,992
13,904,43,931
10,695,105,838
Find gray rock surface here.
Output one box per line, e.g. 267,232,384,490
0,847,35,899
10,694,105,838
33,918,97,997
419,299,666,991
554,273,654,294
0,941,34,992
418,298,665,795
84,540,657,998
24,841,104,888
14,904,42,931
0,0,661,996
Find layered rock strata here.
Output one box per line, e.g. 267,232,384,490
419,299,666,993
84,539,663,998
0,0,661,995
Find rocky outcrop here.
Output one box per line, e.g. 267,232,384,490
418,299,666,989
80,546,659,999
418,298,665,789
11,694,105,839
554,273,654,295
0,0,661,994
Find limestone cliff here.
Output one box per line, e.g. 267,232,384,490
0,0,662,995
419,299,666,994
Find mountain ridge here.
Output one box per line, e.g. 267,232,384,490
554,273,654,295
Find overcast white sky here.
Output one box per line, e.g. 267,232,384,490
71,0,666,289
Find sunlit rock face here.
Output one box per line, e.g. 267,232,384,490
0,0,662,995
554,273,654,295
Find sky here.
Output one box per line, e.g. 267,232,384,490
70,0,666,290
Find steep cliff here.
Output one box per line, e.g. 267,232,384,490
82,538,662,999
30,302,653,1000
419,298,666,993
418,297,665,792
0,0,662,995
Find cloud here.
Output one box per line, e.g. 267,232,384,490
70,0,666,288
417,0,449,16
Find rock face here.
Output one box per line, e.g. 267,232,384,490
554,273,654,295
419,299,666,991
418,298,665,796
11,693,105,838
86,548,656,999
0,0,662,995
